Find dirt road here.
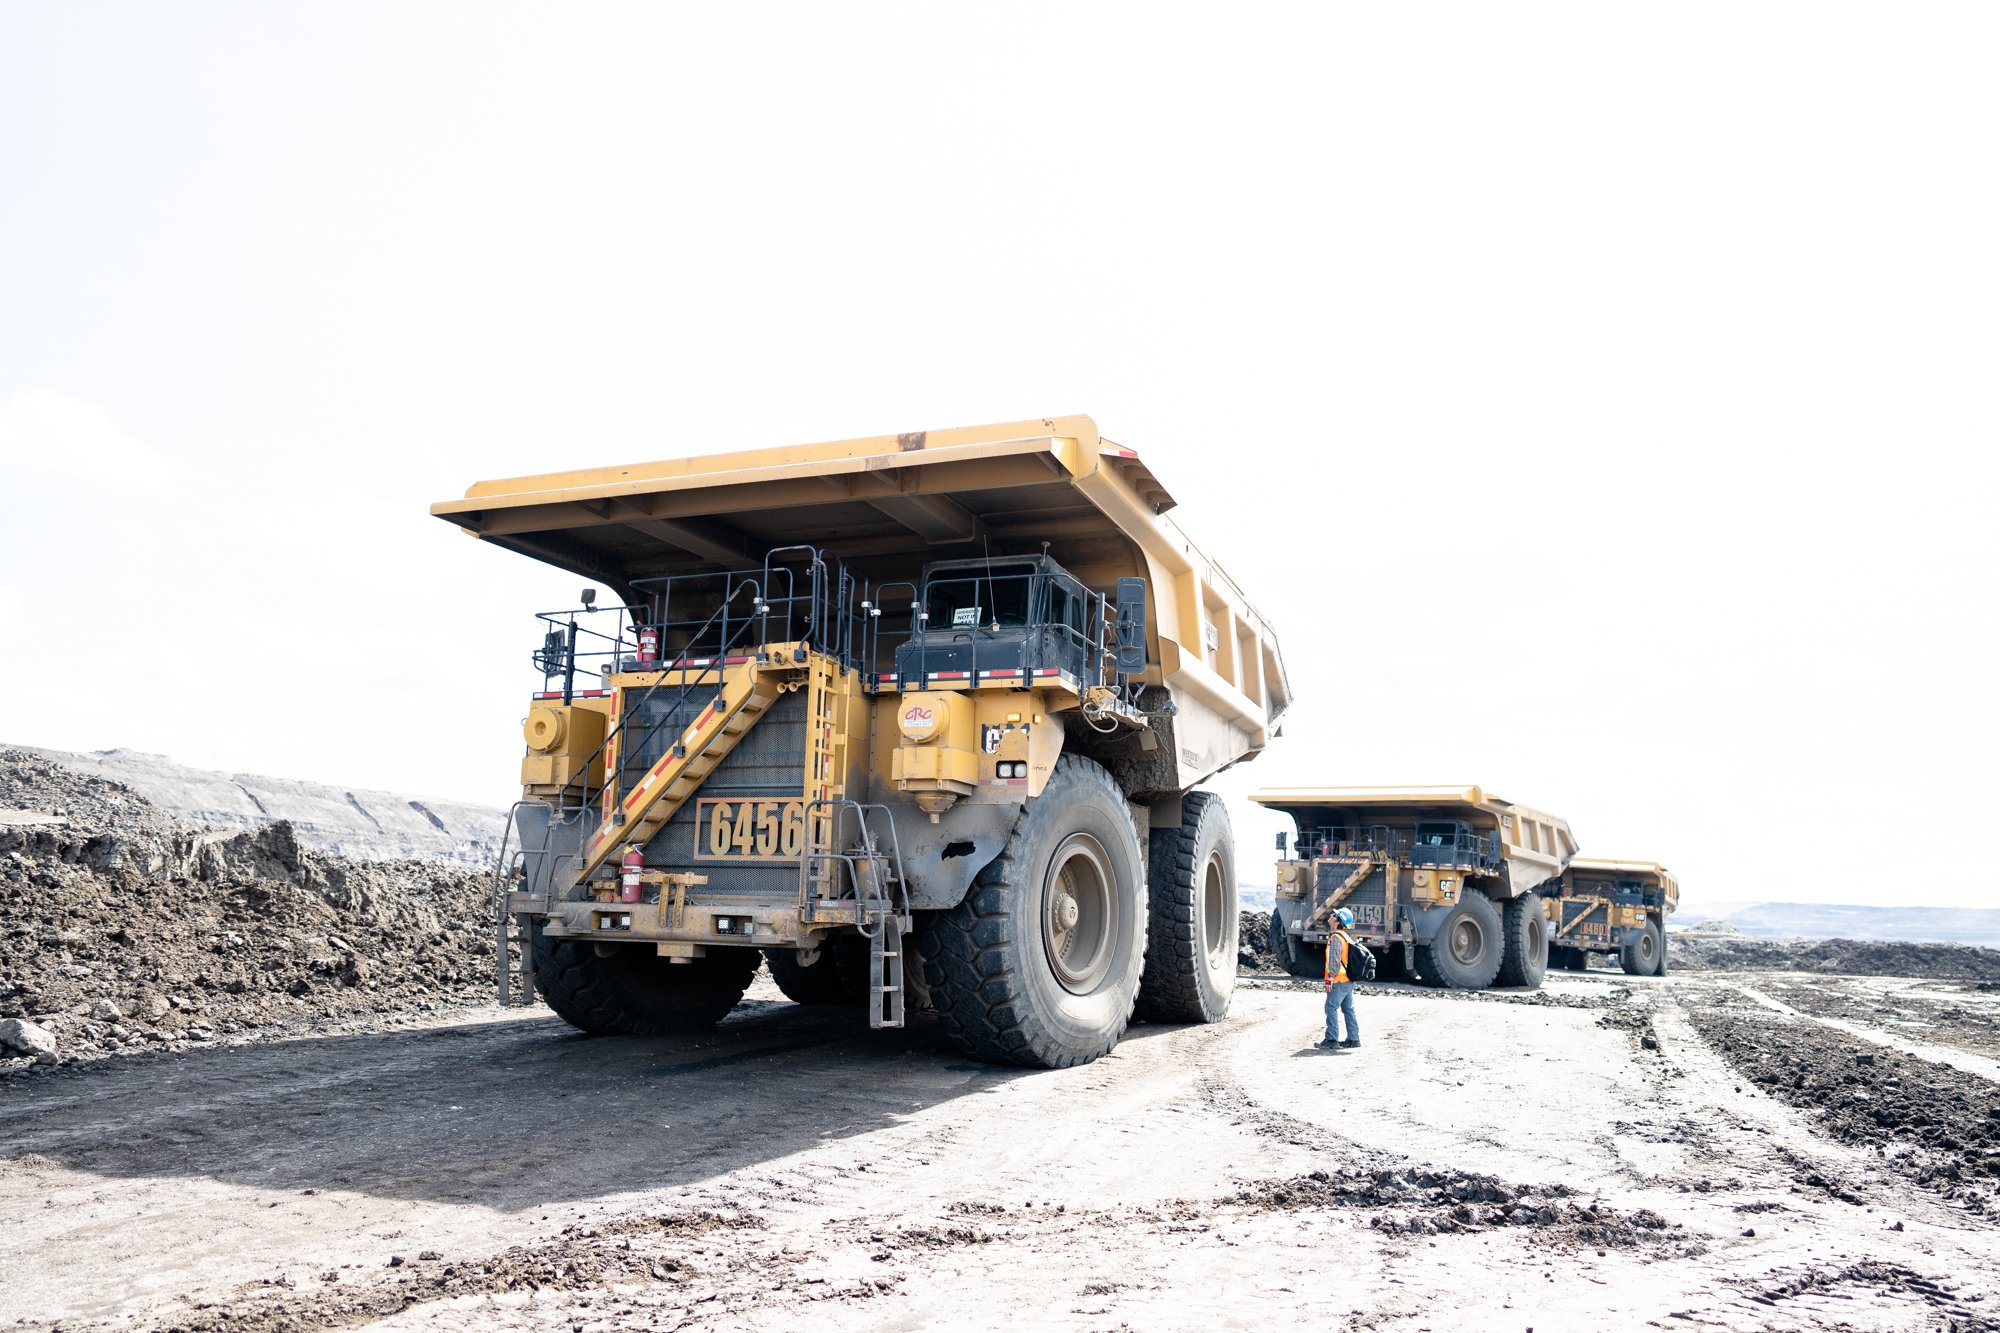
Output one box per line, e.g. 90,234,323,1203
4,970,1998,1332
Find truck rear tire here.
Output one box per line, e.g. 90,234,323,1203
1549,945,1586,971
914,755,1147,1068
1136,791,1236,1024
532,923,760,1035
1269,912,1325,979
1416,893,1504,990
765,938,866,1006
1621,921,1664,976
1496,892,1549,989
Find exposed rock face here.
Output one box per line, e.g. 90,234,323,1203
0,747,502,1073
12,745,506,868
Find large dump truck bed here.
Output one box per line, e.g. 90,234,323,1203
434,415,1290,787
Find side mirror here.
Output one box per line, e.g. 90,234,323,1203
1113,578,1148,674
534,628,570,676
1274,831,1289,853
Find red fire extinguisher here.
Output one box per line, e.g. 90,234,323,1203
620,846,644,903
636,626,659,665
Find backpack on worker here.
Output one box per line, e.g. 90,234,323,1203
1340,934,1378,983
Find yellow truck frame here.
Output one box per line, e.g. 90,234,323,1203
1548,857,1678,977
434,415,1290,1067
1252,785,1575,990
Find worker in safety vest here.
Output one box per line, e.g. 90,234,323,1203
1317,908,1362,1051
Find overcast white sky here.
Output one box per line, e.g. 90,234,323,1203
3,4,1995,912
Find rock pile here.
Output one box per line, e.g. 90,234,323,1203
1672,933,2000,980
0,748,499,1074
1237,909,1280,972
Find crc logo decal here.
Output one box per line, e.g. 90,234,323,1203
982,725,1002,754
899,700,944,742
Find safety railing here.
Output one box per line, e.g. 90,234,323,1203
1409,829,1505,870
876,565,1125,691
1299,825,1504,871
530,547,876,824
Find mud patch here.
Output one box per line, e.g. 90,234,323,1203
155,1211,767,1332
1730,1260,2000,1330
1691,999,2000,1214
1214,1168,1691,1251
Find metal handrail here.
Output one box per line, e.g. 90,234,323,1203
549,581,764,817
883,566,1120,689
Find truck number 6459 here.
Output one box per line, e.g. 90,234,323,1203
699,798,807,860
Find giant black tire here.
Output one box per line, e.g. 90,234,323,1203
532,922,760,1035
913,755,1147,1068
1415,893,1505,990
764,936,868,1006
1269,911,1325,980
1496,892,1550,989
1621,920,1664,976
1654,926,1670,977
1136,791,1236,1024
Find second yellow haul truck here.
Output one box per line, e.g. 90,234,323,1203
433,416,1290,1068
1253,786,1576,990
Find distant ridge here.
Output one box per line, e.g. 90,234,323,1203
15,745,507,869
1681,901,2000,949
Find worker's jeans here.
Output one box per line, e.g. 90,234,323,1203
1324,982,1358,1043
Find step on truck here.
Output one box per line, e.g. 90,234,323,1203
1548,857,1678,977
1252,786,1575,990
432,415,1290,1068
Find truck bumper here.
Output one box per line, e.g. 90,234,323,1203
509,891,866,954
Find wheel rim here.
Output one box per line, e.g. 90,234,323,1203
1043,833,1117,994
1200,852,1228,967
1640,931,1657,964
1449,913,1486,965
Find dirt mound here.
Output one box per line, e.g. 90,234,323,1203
0,748,499,1074
1238,909,1279,972
1672,934,2000,980
1690,998,2000,1215
153,1210,767,1333
1218,1168,1685,1250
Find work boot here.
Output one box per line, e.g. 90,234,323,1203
1314,1039,1344,1051
1339,1038,1361,1048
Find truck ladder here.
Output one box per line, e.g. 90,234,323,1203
569,657,796,889
802,799,911,1029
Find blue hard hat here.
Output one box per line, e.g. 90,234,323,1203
1334,908,1355,928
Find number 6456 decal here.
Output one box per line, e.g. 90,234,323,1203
696,798,808,860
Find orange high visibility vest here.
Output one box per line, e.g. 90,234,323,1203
1325,932,1350,985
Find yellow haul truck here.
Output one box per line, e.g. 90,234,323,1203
433,416,1290,1068
1252,786,1575,990
1547,857,1678,977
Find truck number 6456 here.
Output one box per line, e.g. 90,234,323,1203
699,798,807,860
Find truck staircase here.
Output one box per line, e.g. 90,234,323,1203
802,800,911,1030
569,656,798,889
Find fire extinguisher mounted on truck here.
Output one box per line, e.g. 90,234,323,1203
432,416,1292,1068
